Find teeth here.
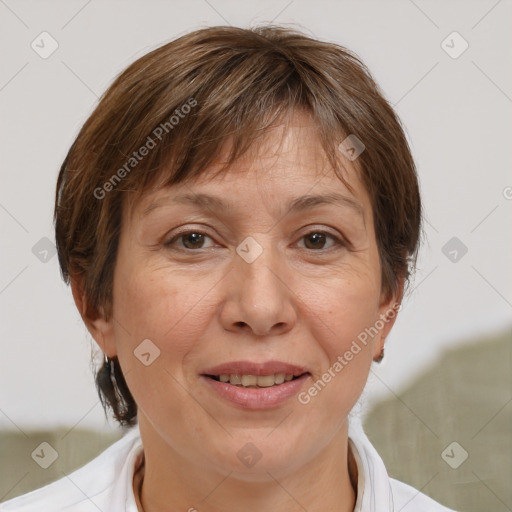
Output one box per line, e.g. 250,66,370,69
216,373,297,387
274,373,285,384
254,375,274,387
230,374,242,385
241,375,258,386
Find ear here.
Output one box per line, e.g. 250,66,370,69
70,272,117,358
372,277,404,362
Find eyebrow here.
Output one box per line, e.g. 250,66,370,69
142,192,365,219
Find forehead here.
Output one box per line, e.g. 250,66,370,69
129,110,369,220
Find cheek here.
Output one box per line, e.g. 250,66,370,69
110,267,219,431
300,271,380,405
111,265,216,377
307,262,381,350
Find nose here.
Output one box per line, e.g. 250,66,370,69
219,241,297,337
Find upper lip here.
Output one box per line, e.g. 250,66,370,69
201,360,309,377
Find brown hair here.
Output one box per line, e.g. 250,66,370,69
54,25,421,426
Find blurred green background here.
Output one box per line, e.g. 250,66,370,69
1,330,510,511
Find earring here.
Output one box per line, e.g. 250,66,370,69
104,353,116,382
374,348,384,363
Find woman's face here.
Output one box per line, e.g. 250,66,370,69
88,111,400,478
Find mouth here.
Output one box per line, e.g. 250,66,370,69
199,361,311,408
204,372,306,388
200,360,309,385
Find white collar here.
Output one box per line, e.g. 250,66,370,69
117,419,394,512
0,419,452,511
348,419,394,512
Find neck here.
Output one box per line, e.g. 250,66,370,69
134,416,357,512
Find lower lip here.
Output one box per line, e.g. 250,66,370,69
201,374,310,409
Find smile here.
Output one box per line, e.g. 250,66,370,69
200,361,311,409
209,373,299,387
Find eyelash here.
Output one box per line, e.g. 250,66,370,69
165,228,346,252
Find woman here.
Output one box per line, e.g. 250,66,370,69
1,25,456,512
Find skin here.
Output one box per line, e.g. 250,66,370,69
73,110,402,512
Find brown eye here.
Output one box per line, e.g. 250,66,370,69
182,232,206,249
300,231,342,251
304,232,326,250
166,231,215,250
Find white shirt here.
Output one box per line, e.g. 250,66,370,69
1,422,456,512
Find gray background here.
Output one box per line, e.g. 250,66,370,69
1,0,511,510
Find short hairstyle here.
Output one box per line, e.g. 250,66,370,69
54,25,421,426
